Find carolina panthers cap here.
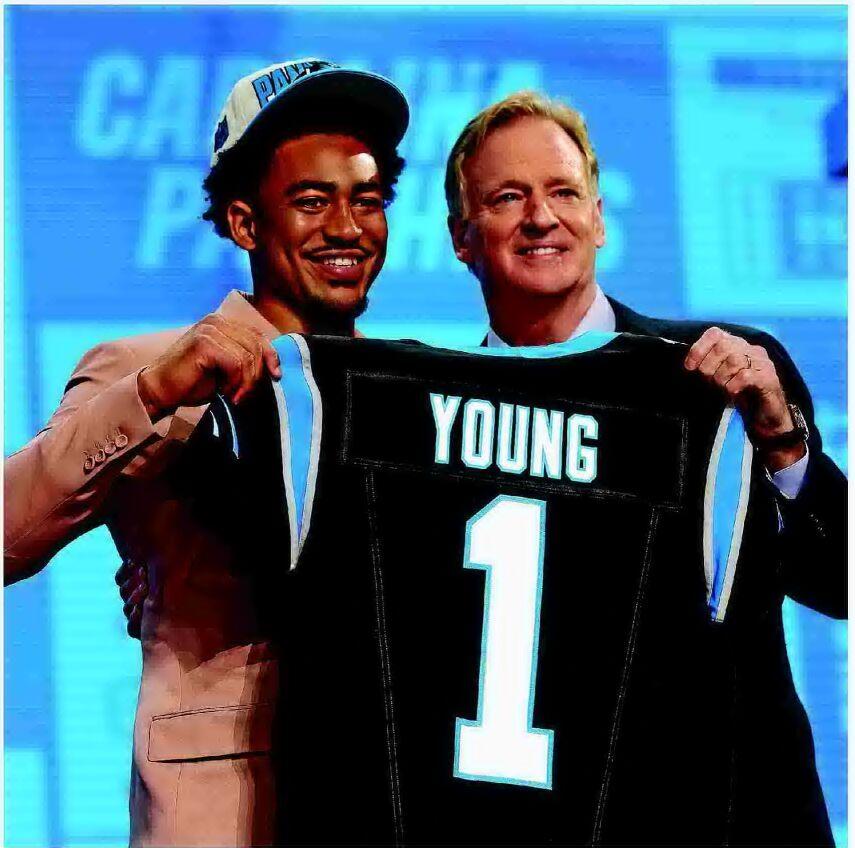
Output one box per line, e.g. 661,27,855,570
210,58,409,167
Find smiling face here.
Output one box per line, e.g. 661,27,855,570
239,133,388,326
451,115,605,304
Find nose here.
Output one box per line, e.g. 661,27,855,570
522,195,559,235
324,200,363,243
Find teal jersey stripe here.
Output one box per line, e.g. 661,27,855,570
706,407,752,621
271,378,298,568
273,334,319,563
439,331,620,359
220,394,240,458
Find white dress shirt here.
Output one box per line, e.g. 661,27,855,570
486,284,808,497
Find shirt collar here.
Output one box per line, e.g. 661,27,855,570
486,284,616,348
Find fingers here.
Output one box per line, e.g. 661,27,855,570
117,560,147,600
117,559,147,640
714,350,755,388
142,314,283,415
225,323,282,400
683,329,790,437
685,327,748,378
122,584,147,619
261,339,282,381
719,347,768,387
119,569,148,603
115,559,132,586
204,327,255,403
721,354,777,395
685,328,767,386
220,318,281,381
684,327,727,372
720,367,754,397
119,577,134,603
126,606,142,639
193,323,256,404
199,316,280,404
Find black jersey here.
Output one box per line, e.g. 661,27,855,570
200,332,775,846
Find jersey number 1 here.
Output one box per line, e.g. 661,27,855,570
453,495,554,790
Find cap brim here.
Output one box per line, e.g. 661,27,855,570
241,68,409,152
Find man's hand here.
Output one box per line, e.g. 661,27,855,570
115,558,148,639
137,314,281,423
683,327,806,472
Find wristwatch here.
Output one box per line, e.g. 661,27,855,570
751,403,809,449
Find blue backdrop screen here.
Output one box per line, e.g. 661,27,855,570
4,6,846,846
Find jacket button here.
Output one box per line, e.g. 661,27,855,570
104,441,116,455
83,456,95,472
115,433,129,449
95,449,106,463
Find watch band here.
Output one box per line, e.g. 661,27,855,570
751,404,809,450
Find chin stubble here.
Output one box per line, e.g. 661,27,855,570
302,292,369,335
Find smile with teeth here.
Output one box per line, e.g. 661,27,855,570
519,246,564,256
317,256,365,267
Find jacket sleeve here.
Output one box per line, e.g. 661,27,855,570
4,341,163,584
755,330,847,620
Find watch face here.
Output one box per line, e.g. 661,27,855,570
789,404,808,436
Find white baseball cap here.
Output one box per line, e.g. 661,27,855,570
210,57,409,167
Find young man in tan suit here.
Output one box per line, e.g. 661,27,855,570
4,58,408,846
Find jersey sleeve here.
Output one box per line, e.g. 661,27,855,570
205,334,323,571
270,335,323,569
702,405,753,622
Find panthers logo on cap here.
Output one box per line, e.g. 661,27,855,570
251,59,337,107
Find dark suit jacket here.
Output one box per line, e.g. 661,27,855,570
610,296,846,621
608,297,843,846
483,299,843,844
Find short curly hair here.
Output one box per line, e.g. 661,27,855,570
202,105,406,239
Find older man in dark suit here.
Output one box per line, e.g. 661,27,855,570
445,90,845,846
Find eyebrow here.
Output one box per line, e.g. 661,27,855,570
544,176,585,189
285,179,384,197
285,180,336,196
481,175,587,201
352,180,383,194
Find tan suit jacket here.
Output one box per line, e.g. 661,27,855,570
5,291,281,846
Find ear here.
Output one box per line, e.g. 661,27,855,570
594,196,606,249
226,200,258,251
448,215,472,265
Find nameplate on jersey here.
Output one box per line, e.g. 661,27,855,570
344,373,686,507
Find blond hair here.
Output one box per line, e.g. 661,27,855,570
444,90,600,219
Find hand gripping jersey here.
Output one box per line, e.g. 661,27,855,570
199,332,776,846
